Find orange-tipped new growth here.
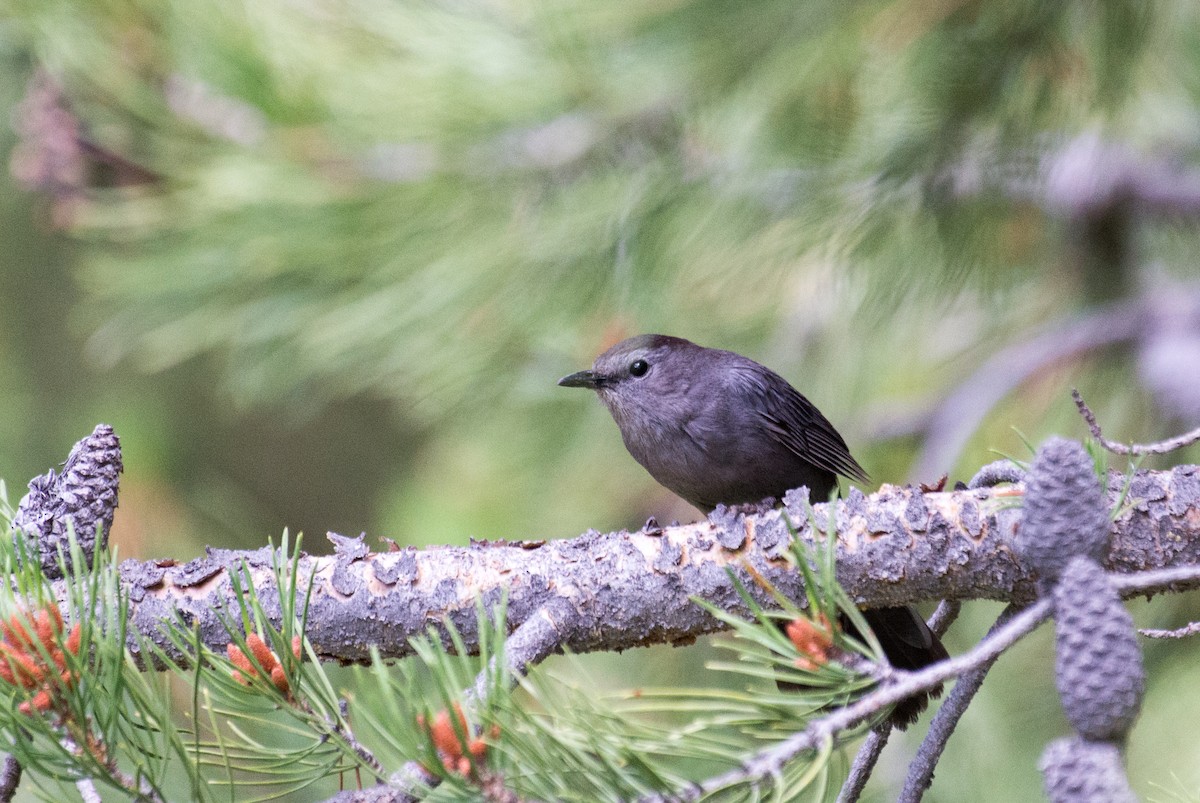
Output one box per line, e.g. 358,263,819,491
0,604,82,715
227,633,297,696
417,703,497,778
786,613,834,672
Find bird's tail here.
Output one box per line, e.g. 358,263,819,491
857,606,949,729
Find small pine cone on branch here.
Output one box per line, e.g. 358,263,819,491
1052,556,1145,742
1040,737,1137,803
11,425,122,578
1017,437,1111,587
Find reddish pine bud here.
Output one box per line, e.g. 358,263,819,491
48,649,66,672
246,634,277,674
227,644,254,675
428,707,466,759
18,689,52,716
2,614,32,650
786,614,833,672
33,611,54,647
269,665,289,695
0,644,44,688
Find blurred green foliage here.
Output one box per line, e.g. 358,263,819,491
2,0,1200,799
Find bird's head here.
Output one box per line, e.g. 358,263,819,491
558,334,704,431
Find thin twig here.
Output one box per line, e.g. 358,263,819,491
392,600,578,801
967,461,1026,489
61,733,165,803
1072,388,1200,455
329,699,384,774
75,778,101,803
469,597,576,704
1140,621,1200,639
898,604,1023,803
835,601,962,803
926,601,963,638
659,600,1054,802
1113,563,1200,596
836,726,891,803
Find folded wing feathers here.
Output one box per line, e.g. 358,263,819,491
754,381,870,484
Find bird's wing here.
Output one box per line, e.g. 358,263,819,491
859,607,947,664
741,368,870,484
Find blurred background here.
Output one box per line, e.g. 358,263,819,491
2,0,1200,800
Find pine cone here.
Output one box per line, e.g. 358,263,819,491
1052,557,1144,741
12,425,122,578
1040,737,1137,803
1017,437,1110,585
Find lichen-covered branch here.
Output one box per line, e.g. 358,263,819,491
103,464,1200,665
14,427,1200,667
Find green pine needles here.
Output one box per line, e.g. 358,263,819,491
354,511,883,803
0,483,892,802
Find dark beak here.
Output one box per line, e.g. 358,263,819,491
558,370,602,389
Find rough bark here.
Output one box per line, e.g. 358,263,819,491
106,465,1200,664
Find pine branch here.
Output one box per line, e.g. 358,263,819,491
112,466,1200,664
837,600,961,803
652,559,1200,803
10,427,1200,665
898,604,1022,802
653,600,1057,802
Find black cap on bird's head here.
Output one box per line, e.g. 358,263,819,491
558,334,698,393
558,335,719,442
557,334,742,469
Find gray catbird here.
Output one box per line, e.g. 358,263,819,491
560,333,947,727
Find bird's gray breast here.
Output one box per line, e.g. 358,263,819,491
610,374,832,511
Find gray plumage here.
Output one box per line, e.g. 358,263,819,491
561,334,945,728
559,334,867,511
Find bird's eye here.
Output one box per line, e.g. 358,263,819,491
629,359,650,377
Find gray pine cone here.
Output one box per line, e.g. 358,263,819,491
11,424,122,578
1040,737,1137,803
1053,556,1145,742
1017,437,1110,584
